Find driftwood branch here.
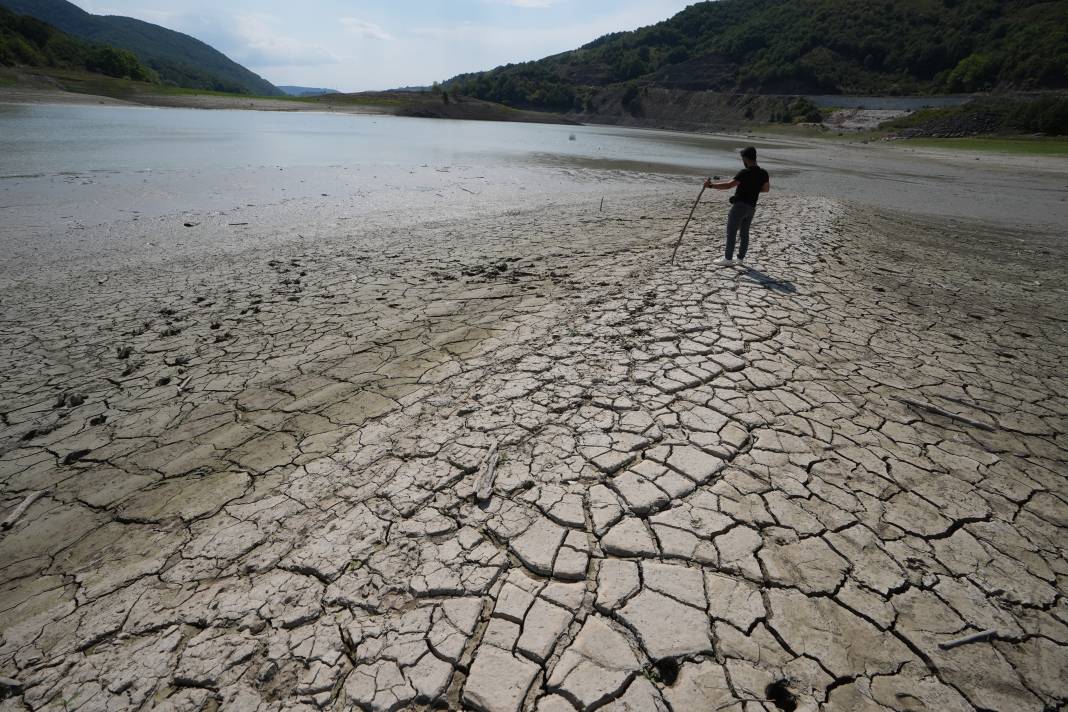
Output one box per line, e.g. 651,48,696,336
1,491,46,531
894,395,996,432
475,441,500,502
939,629,997,650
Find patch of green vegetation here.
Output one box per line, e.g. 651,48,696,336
309,94,406,107
882,105,959,129
882,95,1068,136
21,66,153,96
904,136,1068,156
148,84,283,100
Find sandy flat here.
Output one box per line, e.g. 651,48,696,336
0,149,1066,710
0,85,384,113
133,92,390,114
0,86,135,107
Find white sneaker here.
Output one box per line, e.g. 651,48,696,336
714,258,736,266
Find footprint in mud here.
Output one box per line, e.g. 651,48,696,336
54,393,86,409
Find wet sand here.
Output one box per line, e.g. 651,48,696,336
0,124,1067,711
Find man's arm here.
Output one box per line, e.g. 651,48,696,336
760,180,770,193
704,178,739,190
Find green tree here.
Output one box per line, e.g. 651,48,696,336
86,45,151,80
946,53,998,91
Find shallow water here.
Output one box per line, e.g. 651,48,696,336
1,103,1064,287
0,105,770,283
0,103,751,178
0,104,766,256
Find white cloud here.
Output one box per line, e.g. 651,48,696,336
408,3,681,76
485,0,557,8
66,0,695,92
230,12,337,67
79,3,337,69
340,18,393,42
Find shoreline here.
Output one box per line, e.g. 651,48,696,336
4,85,1063,152
0,84,579,124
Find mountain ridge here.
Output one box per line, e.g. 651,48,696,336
0,0,281,95
1,5,156,81
447,0,1068,113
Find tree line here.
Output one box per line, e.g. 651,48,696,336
0,6,156,82
447,0,1067,112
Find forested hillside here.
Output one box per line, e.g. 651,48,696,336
0,0,281,95
0,5,155,81
448,0,1068,112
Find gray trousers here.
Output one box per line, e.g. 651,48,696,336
725,201,756,260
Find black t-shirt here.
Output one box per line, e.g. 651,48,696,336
733,165,770,207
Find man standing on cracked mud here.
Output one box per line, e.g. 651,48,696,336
705,146,770,267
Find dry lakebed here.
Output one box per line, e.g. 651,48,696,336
0,104,1066,712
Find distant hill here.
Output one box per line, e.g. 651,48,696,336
0,0,281,95
278,85,339,96
0,5,155,80
448,0,1068,112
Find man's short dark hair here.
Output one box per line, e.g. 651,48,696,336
741,146,758,161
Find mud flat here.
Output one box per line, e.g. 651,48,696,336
1,150,1067,712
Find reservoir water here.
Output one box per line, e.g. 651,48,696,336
2,102,1064,287
0,103,749,178
0,103,767,282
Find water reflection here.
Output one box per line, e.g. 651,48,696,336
0,104,759,179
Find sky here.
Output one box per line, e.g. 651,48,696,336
74,0,697,92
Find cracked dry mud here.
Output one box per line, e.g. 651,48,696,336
1,190,1066,712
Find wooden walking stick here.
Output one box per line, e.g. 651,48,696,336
670,181,707,265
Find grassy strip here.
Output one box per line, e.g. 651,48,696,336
0,67,405,107
903,136,1068,156
302,94,406,107
881,96,1068,136
0,67,562,123
746,121,1068,156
